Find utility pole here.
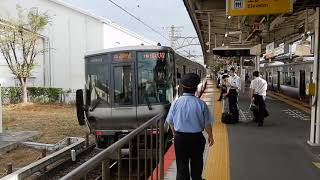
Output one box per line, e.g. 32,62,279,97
167,25,202,62
170,25,175,48
168,25,183,50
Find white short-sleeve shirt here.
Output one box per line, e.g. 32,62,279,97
250,77,267,96
228,74,240,90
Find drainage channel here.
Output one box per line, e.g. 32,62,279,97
37,144,100,180
1,137,97,180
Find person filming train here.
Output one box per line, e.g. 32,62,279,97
250,71,268,127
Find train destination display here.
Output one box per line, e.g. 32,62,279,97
113,52,132,61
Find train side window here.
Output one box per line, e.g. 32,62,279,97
268,72,272,83
283,72,291,86
113,66,133,106
284,72,292,86
291,72,296,87
183,65,186,75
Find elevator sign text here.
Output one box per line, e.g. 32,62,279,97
226,0,293,16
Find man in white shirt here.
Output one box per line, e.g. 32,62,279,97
250,71,268,127
227,67,240,122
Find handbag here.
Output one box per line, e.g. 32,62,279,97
249,102,259,112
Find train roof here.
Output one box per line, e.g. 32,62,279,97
85,46,173,57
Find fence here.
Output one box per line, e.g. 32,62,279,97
61,113,165,180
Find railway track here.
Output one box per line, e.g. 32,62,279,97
38,140,166,180
36,144,102,180
267,91,311,113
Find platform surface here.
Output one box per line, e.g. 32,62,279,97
228,90,320,180
164,79,320,180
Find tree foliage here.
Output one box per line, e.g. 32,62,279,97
0,5,50,103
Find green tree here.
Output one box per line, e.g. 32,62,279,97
0,6,50,103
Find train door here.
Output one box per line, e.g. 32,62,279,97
111,57,137,129
277,71,281,91
299,70,306,98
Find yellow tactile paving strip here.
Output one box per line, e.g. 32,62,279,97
204,86,230,180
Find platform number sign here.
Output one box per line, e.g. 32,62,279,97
233,0,244,9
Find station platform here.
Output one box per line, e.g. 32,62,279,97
164,79,320,180
0,131,39,153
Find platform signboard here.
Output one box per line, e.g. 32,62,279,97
274,43,285,56
265,42,275,59
226,0,293,16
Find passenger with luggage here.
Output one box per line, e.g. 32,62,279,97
166,73,214,180
226,67,240,122
250,71,268,127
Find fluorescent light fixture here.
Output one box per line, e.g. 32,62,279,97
229,31,242,35
225,33,228,37
228,16,232,19
222,43,225,46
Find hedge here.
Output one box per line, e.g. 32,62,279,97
1,87,63,104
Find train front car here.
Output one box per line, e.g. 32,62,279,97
76,46,176,148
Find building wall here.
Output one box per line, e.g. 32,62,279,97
0,0,155,89
0,0,104,89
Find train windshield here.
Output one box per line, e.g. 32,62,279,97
137,51,174,104
85,56,110,106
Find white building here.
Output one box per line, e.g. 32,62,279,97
0,0,156,89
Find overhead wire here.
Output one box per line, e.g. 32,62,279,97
106,0,169,41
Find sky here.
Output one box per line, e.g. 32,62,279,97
63,0,203,63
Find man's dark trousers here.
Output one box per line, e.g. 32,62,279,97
253,94,266,125
228,89,239,121
174,132,206,180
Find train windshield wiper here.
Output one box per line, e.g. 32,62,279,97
89,97,101,111
89,87,102,111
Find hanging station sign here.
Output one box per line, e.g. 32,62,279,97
274,43,285,56
226,0,293,16
265,42,275,59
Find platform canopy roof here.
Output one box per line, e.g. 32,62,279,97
183,0,320,67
